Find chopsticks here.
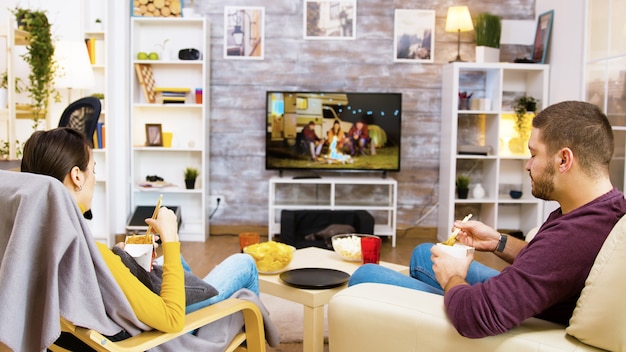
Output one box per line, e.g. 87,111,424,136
441,213,472,246
145,194,163,237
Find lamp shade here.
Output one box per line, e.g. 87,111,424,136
54,40,95,89
445,6,474,33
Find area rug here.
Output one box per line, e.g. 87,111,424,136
260,293,328,343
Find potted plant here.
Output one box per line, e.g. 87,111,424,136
474,12,501,63
184,167,199,189
1,71,24,109
0,140,9,160
513,95,538,150
456,175,470,199
11,7,57,130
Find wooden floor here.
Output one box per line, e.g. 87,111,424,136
178,227,509,351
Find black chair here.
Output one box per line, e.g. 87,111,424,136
58,97,101,220
58,97,101,148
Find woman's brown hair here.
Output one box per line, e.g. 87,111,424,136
21,127,91,183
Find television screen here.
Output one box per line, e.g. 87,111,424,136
266,91,402,172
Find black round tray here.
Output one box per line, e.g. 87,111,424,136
279,268,350,289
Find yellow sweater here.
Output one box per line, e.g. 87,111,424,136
97,242,186,332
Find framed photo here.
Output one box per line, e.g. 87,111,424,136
145,124,163,146
304,0,356,40
531,10,554,64
224,6,265,60
393,9,435,63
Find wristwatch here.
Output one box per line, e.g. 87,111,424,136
495,233,508,253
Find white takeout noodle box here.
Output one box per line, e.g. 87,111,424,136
436,243,475,258
124,244,153,271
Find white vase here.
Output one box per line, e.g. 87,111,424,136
472,183,486,199
0,88,7,109
475,46,500,63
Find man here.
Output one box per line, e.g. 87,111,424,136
302,121,323,161
347,119,369,155
349,101,626,337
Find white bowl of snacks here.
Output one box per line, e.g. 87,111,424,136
331,234,378,261
243,241,296,274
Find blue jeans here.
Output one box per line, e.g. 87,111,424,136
348,243,500,295
185,253,259,313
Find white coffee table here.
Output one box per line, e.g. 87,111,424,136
258,247,409,352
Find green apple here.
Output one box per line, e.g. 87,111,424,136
137,52,148,60
148,52,159,60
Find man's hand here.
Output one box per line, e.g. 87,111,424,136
453,220,500,252
431,245,473,290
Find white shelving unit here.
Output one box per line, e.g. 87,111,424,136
0,19,29,161
438,62,549,242
83,1,110,245
130,17,210,242
268,176,398,246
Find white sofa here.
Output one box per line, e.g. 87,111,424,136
328,215,626,352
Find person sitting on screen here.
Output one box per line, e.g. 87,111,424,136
347,119,369,156
303,121,323,161
326,120,347,153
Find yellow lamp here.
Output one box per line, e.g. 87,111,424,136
445,6,474,62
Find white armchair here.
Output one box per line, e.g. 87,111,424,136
328,215,626,352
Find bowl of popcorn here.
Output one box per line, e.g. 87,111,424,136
243,241,296,274
331,234,378,262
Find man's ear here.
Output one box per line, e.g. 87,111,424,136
558,147,574,172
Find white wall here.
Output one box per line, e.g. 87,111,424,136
536,0,586,103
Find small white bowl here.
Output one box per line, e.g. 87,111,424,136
331,234,379,261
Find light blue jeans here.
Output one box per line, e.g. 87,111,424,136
348,243,500,295
185,253,259,313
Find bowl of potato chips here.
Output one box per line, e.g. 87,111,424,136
243,241,296,274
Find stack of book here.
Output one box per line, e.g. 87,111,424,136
154,87,190,104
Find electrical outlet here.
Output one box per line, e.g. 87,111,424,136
209,195,225,218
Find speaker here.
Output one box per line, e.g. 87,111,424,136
178,48,201,60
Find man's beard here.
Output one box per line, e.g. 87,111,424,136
531,162,556,200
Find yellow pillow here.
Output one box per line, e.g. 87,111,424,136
566,215,626,351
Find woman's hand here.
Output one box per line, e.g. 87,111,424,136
145,207,179,243
453,220,500,252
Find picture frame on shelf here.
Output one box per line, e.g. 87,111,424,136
393,9,435,63
531,10,554,64
145,123,163,146
224,6,265,60
303,0,356,40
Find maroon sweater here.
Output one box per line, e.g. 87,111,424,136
445,188,626,338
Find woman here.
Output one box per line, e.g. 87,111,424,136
326,120,347,152
20,127,259,332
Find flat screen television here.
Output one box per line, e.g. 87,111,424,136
266,91,402,173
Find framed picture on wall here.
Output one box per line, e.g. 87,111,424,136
145,123,163,146
224,6,265,60
393,9,435,63
304,0,356,40
531,10,554,64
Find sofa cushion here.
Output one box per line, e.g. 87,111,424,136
566,214,626,351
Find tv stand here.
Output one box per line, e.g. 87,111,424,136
268,176,398,246
292,174,321,179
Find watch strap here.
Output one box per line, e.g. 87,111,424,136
496,233,508,253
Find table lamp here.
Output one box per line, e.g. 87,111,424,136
54,40,95,105
445,6,474,62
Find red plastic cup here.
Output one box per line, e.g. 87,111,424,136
361,236,381,264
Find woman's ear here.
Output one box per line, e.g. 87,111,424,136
69,165,83,187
